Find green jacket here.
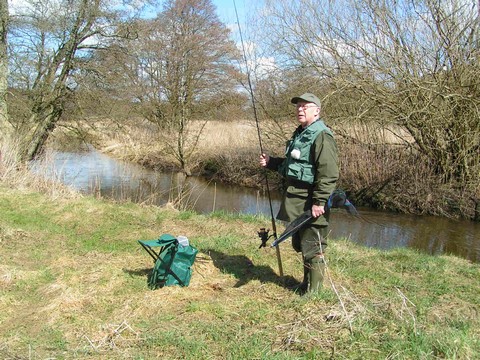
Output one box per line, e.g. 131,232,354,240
267,120,339,226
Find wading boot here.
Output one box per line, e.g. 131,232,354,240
290,258,309,294
295,259,310,294
308,256,325,293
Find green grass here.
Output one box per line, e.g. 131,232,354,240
0,186,479,359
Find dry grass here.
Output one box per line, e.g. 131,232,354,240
85,118,259,158
1,186,479,359
192,120,260,154
83,118,411,165
0,140,79,199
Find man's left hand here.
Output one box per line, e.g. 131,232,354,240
312,204,325,218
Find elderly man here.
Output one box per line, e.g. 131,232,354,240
260,93,339,293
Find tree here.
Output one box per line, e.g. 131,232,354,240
0,0,9,139
130,0,240,172
8,0,139,161
260,0,480,188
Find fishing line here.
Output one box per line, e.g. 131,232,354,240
233,0,283,276
319,235,353,333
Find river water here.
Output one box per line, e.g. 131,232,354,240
33,149,480,263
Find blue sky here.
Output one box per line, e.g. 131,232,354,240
212,0,261,32
9,0,254,29
213,0,274,77
212,0,265,53
212,0,247,25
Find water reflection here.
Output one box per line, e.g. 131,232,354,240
329,209,479,263
32,149,480,263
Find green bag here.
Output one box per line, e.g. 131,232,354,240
143,234,198,289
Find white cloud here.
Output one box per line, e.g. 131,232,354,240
236,40,277,79
8,0,31,14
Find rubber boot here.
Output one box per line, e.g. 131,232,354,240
290,258,309,293
298,259,310,293
308,256,325,293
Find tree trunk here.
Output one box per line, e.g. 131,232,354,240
24,104,62,160
0,0,11,139
474,199,480,222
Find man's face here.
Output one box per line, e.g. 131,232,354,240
295,101,320,128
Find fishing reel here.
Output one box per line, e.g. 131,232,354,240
257,228,275,249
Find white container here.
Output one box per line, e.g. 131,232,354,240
177,235,189,247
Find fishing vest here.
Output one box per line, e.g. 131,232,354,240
280,120,332,185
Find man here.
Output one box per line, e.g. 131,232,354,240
259,93,339,293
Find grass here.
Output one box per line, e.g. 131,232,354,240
0,186,479,359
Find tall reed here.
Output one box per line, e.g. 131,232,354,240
0,139,78,198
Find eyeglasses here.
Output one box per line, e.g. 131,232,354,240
296,104,318,111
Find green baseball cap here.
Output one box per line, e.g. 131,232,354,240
291,93,321,107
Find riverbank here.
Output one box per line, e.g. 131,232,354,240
1,186,479,359
51,117,480,220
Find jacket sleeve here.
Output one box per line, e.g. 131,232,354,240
266,156,285,173
312,131,339,206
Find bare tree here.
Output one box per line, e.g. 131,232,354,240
8,0,139,161
130,0,240,173
260,0,480,189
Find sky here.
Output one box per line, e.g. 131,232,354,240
7,0,257,30
211,0,264,47
7,0,255,22
7,0,273,73
212,0,251,26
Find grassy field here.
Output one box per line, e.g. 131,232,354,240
1,186,479,359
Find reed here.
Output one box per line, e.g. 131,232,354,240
0,140,78,199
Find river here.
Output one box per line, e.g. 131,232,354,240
32,149,480,263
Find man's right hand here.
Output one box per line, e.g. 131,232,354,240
259,153,270,167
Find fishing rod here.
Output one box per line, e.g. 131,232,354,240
233,0,283,277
